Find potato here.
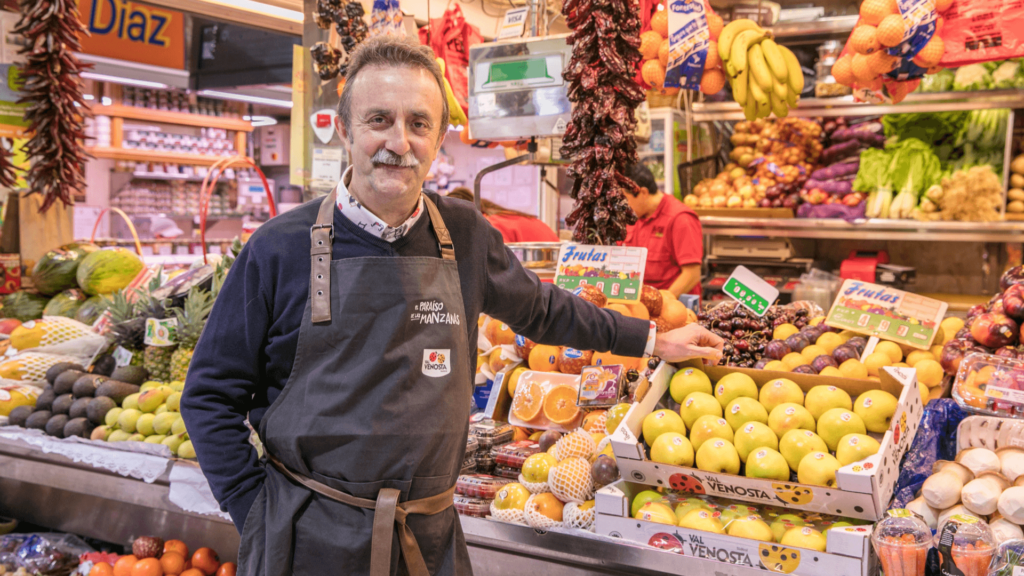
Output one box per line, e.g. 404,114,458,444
1008,200,1024,213
1013,154,1024,176
1012,174,1024,189
1009,188,1024,202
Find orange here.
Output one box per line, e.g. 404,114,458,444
160,552,187,576
543,385,581,425
851,54,878,84
641,59,666,88
529,492,565,521
866,50,898,75
606,304,630,316
850,25,880,54
582,410,607,433
935,0,952,11
484,321,516,346
131,558,164,576
704,41,720,69
528,344,560,372
592,351,643,371
460,127,476,145
640,31,663,60
700,68,726,95
512,381,544,422
190,548,220,576
513,427,530,441
164,541,189,559
114,556,139,576
935,15,944,32
913,35,944,66
658,39,670,67
180,571,204,576
660,297,688,329
876,14,905,47
651,10,669,36
489,348,512,374
707,12,723,40
831,54,855,86
91,564,115,576
859,0,897,26
215,564,237,576
624,302,650,321
888,79,919,103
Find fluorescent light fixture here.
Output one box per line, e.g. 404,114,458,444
101,96,113,106
81,72,169,89
243,115,279,127
83,94,95,100
204,0,302,22
198,90,293,108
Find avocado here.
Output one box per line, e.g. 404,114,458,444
92,355,116,377
45,362,84,385
73,374,106,398
51,393,74,415
45,414,69,437
25,410,51,430
7,405,33,427
53,370,84,395
86,396,116,425
63,417,94,439
95,380,141,404
111,365,149,386
34,389,56,412
68,397,92,420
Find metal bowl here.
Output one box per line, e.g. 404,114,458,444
506,242,562,269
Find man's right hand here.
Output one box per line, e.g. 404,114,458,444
652,323,725,365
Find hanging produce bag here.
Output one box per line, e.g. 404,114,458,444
663,0,713,90
938,0,1024,66
369,0,404,37
419,5,482,113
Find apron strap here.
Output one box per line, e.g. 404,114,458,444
422,196,456,261
310,190,337,323
267,452,454,576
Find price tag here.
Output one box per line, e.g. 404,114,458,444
112,346,134,367
144,317,179,347
723,266,778,317
825,280,948,350
498,7,528,39
554,244,647,303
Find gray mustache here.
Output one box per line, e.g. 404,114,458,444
371,148,420,167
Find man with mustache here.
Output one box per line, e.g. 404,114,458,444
181,35,724,576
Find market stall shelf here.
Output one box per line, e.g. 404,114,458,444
701,217,1024,243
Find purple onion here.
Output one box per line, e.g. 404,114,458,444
832,344,860,364
792,364,817,375
811,355,838,373
754,358,770,370
765,340,791,360
785,333,811,353
847,336,867,354
995,346,1017,358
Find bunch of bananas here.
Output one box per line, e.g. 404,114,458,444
437,58,468,127
719,19,803,120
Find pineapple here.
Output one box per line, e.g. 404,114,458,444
169,288,215,383
107,290,145,366
138,287,175,382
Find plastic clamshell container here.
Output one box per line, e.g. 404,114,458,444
934,514,997,576
468,418,515,449
456,474,513,499
491,440,541,468
871,510,932,576
466,437,479,455
493,464,521,479
953,353,1024,418
475,452,496,473
453,495,491,518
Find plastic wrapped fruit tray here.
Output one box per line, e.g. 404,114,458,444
491,440,541,468
453,495,491,518
456,474,514,499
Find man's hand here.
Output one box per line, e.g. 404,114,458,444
653,323,725,365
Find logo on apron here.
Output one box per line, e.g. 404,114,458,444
422,349,452,377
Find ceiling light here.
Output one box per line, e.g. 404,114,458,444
243,115,278,127
198,90,293,108
81,72,169,89
83,94,95,100
205,0,302,21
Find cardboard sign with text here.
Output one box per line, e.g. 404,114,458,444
825,280,948,350
554,244,646,303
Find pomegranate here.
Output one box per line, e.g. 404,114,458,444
970,313,1018,348
1002,265,1024,291
940,340,972,375
1004,285,1024,320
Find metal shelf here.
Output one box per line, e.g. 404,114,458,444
701,217,1024,242
690,89,1024,122
770,16,859,39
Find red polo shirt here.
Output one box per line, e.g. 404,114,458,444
486,214,559,243
624,194,703,295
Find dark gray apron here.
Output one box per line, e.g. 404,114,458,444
237,191,474,576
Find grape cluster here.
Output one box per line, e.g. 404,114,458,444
699,304,810,367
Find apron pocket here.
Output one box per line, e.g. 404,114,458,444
236,483,267,576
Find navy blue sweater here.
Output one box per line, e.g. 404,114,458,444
179,192,650,531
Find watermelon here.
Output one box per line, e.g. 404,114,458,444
1,291,49,322
42,289,87,318
76,248,145,295
30,243,98,295
75,295,109,325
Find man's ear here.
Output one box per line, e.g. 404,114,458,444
335,116,352,153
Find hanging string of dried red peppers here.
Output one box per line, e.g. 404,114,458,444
14,0,91,212
561,0,646,245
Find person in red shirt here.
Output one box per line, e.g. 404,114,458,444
446,187,559,242
623,164,704,297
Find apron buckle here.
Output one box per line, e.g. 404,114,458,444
310,223,334,240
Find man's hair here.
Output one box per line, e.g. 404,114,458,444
625,163,658,196
337,36,450,144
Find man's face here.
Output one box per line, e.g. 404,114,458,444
625,190,646,219
337,64,445,203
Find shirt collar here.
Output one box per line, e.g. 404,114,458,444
639,194,667,222
335,166,424,242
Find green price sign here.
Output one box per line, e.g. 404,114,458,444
724,266,779,317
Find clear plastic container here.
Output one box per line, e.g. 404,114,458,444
453,495,491,518
466,437,479,455
456,474,514,499
493,464,521,479
468,418,515,449
986,538,1024,575
935,514,997,576
476,452,496,474
953,353,1024,418
871,509,933,576
508,371,584,431
491,440,541,468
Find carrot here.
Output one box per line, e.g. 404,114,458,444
901,533,917,576
888,540,904,576
916,546,927,576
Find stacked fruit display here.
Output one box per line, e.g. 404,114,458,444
87,536,233,576
637,7,726,97
696,301,822,367
640,367,897,487
718,19,804,119
1009,154,1024,214
684,118,820,210
939,266,1024,378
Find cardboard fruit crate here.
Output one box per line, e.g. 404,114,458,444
608,361,924,521
595,480,879,576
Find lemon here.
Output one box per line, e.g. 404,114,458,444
809,316,826,326
839,359,868,379
522,453,558,483
905,350,935,367
782,353,808,370
919,382,930,406
864,352,892,377
764,360,789,372
915,359,944,388
838,330,858,342
773,324,799,340
875,341,903,363
819,366,843,377
816,333,843,354
940,317,964,342
930,344,944,358
801,345,828,364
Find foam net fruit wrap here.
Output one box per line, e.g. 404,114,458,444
489,502,527,525
0,352,85,383
563,502,596,531
524,494,564,529
12,317,106,357
549,457,596,504
554,429,596,461
518,474,551,494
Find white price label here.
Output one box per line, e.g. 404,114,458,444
113,346,134,367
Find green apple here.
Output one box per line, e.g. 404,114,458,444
171,417,187,436
725,397,768,430
768,403,815,438
522,453,558,483
166,392,182,412
770,514,806,542
674,498,711,524
138,389,170,413
835,433,881,465
122,393,140,411
162,433,187,455
816,408,866,451
104,407,123,427
90,425,111,441
144,434,167,444
689,415,733,451
695,439,740,474
117,408,142,433
650,432,694,467
127,433,146,442
136,413,156,436
680,392,722,429
107,429,131,442
632,490,665,517
643,409,687,446
745,447,790,480
779,429,829,472
154,404,168,415
727,515,774,542
719,504,759,527
679,509,725,533
825,521,853,531
140,381,162,392
854,390,899,433
494,483,531,510
153,412,181,435
781,526,827,552
636,501,677,525
804,385,853,420
714,373,758,408
734,422,779,462
797,451,842,487
670,368,713,404
759,378,805,412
